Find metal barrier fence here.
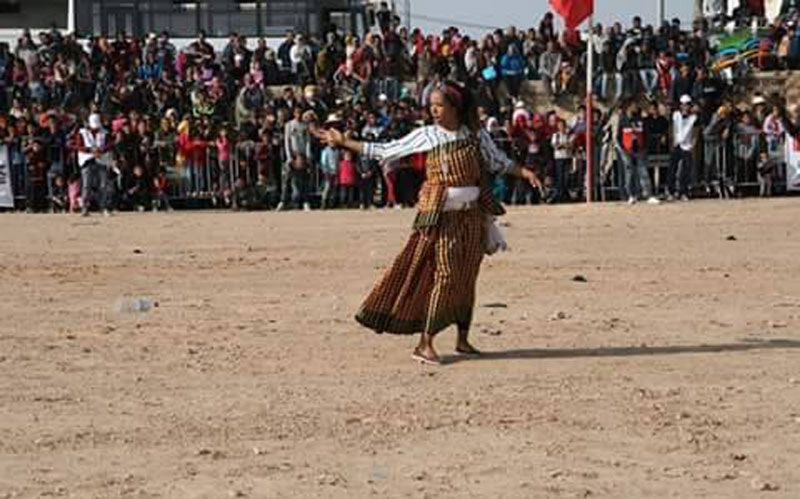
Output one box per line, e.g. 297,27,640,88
3,131,794,210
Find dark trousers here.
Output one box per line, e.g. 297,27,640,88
26,183,48,212
667,147,693,196
80,161,109,211
360,177,374,207
290,170,310,206
548,158,570,203
339,185,358,206
504,75,523,98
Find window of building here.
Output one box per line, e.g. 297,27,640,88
0,0,21,14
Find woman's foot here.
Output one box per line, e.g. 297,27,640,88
455,341,482,356
412,346,441,365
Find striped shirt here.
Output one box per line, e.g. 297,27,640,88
361,125,515,175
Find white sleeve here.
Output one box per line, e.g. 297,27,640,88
361,126,435,163
479,128,515,175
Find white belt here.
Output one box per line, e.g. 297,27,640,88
443,187,480,211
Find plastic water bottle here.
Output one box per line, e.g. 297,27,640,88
116,297,156,313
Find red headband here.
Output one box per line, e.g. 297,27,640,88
440,84,463,108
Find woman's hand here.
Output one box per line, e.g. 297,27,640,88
520,167,543,190
316,127,344,147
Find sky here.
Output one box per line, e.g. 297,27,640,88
400,0,696,36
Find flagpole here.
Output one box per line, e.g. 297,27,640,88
585,15,594,203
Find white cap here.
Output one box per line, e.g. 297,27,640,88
679,94,692,105
752,95,766,106
514,100,526,110
88,113,102,130
378,93,388,102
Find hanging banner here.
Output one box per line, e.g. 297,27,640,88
0,145,15,208
704,0,726,17
785,133,800,191
786,133,800,191
765,0,784,21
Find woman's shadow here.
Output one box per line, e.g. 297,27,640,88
442,338,800,365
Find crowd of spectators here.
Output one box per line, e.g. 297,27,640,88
1,3,799,214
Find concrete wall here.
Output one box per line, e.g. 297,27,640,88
0,0,67,30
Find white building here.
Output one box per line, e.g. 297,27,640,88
0,0,393,45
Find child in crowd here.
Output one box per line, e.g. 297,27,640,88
251,173,273,209
357,152,376,209
67,173,82,213
152,167,173,212
51,174,68,213
757,151,776,198
215,127,232,179
232,177,249,211
290,153,312,211
320,143,339,209
24,138,49,213
338,149,358,207
126,164,151,212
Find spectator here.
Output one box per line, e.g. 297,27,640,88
669,95,698,201
618,101,660,204
548,119,571,204
290,35,313,84
277,30,295,74
692,67,724,115
51,174,68,213
703,104,735,197
125,164,151,212
638,42,658,98
733,111,760,186
762,104,785,154
76,113,112,216
24,137,49,212
598,41,620,102
539,41,562,97
357,148,376,209
757,151,776,197
500,44,526,98
338,148,359,207
277,106,311,211
320,141,339,210
643,102,669,154
288,152,312,211
670,64,694,105
67,173,81,213
152,167,173,212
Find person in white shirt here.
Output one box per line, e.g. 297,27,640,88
289,35,312,83
668,94,698,201
548,118,571,204
76,113,112,216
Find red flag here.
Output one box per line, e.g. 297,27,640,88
549,0,593,29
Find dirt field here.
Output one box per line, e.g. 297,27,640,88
1,199,800,499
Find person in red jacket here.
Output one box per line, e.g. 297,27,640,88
338,149,358,208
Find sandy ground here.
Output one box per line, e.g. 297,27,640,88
1,199,800,499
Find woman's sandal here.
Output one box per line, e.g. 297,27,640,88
455,345,482,357
412,348,442,366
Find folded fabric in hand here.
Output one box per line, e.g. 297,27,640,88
484,215,507,255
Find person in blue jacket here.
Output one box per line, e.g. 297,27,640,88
500,44,527,98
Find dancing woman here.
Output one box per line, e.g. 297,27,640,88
318,81,539,365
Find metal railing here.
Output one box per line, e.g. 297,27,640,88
3,130,796,210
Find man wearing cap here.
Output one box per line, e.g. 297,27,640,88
77,113,112,216
668,95,698,201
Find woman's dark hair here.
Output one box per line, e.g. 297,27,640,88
436,80,480,132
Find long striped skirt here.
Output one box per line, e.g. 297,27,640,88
355,207,485,335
